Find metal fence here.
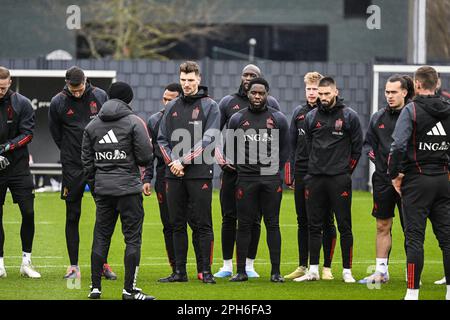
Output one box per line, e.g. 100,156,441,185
5,58,439,190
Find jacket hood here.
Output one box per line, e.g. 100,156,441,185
319,97,345,113
63,80,93,99
181,86,209,103
236,83,248,98
98,99,133,121
414,95,450,120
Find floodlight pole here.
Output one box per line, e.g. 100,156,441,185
411,0,427,64
248,38,257,62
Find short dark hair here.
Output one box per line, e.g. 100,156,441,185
318,76,336,87
414,66,438,91
165,83,183,94
179,61,200,76
0,66,10,80
248,77,269,92
387,74,415,103
65,66,85,86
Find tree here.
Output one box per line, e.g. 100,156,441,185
76,0,238,60
427,0,450,61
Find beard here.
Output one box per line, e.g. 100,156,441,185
321,96,336,108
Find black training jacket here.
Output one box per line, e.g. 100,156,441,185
226,104,290,179
142,109,165,184
82,99,153,196
49,82,107,169
288,102,317,177
304,98,363,176
157,86,220,179
0,90,34,177
388,95,450,178
364,105,402,182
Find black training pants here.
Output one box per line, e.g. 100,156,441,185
235,177,282,275
166,178,214,274
220,170,261,261
294,173,337,268
154,176,202,273
306,174,353,269
91,193,144,292
401,173,450,289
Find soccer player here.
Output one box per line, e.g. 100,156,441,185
435,72,449,286
214,64,281,278
142,83,204,282
285,71,337,281
226,78,290,283
297,76,363,283
0,66,40,278
388,66,450,300
49,66,116,280
158,61,220,284
359,75,414,285
83,82,155,300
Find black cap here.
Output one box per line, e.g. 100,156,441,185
65,66,85,86
108,82,134,104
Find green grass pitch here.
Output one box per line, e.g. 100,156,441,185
0,190,446,300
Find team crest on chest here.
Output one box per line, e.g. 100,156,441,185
335,118,343,131
192,106,200,120
6,105,13,123
332,118,344,136
90,101,98,114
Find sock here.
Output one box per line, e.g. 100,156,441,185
376,258,388,274
0,257,4,268
309,265,319,274
22,252,31,265
223,259,232,271
405,289,419,300
245,258,254,270
446,285,450,301
343,268,352,274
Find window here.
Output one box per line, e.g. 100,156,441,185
344,0,372,18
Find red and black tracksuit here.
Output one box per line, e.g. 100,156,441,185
388,95,450,289
49,83,108,266
226,103,290,275
157,86,220,275
217,85,281,262
143,109,202,274
288,101,337,269
364,105,406,263
0,90,35,258
304,98,363,270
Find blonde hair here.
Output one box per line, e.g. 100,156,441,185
304,72,323,85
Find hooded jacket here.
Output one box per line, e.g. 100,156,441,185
82,99,153,196
288,101,317,177
388,95,450,178
226,102,290,179
49,82,107,169
364,105,402,182
157,86,220,179
304,97,363,176
0,90,34,177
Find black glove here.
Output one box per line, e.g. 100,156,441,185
0,156,10,170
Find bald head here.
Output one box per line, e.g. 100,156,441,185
241,64,262,91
